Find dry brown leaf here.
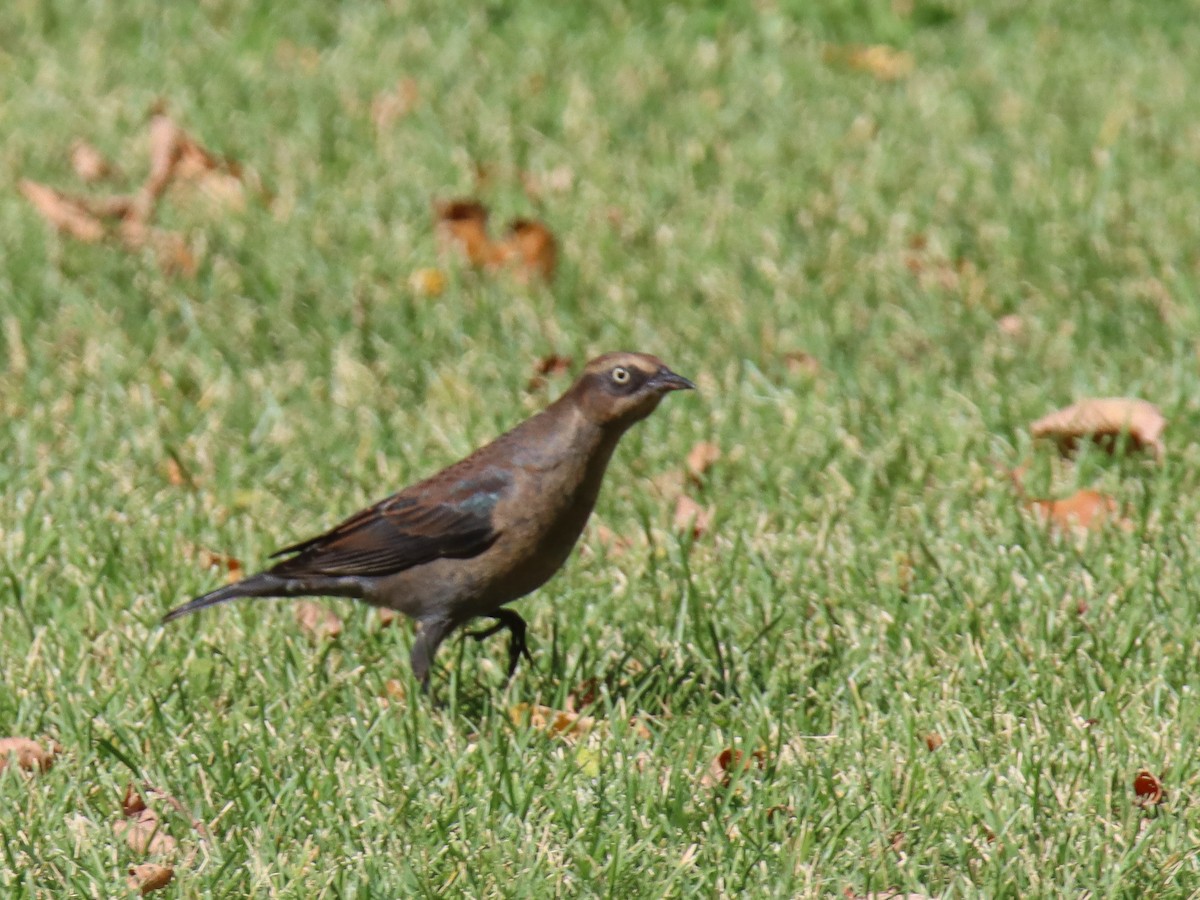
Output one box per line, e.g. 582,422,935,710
568,677,601,712
1028,489,1121,532
589,523,631,558
71,139,114,183
295,601,343,640
371,78,420,131
1133,770,1164,807
378,678,407,708
1030,398,1165,460
701,747,767,789
376,608,400,628
114,809,176,856
0,737,59,773
127,864,174,895
197,549,244,584
686,441,721,483
19,180,107,242
143,111,255,214
841,44,915,81
673,495,713,539
924,732,944,752
527,353,573,391
434,198,495,268
122,783,148,817
494,218,557,282
510,703,601,741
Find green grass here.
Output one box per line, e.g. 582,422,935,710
3,0,1200,895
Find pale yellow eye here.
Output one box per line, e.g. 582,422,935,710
611,367,630,384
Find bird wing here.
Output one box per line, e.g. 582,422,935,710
267,468,510,578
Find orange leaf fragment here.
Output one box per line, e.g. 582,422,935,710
686,441,721,483
71,139,115,183
19,180,107,242
197,549,244,584
434,198,494,268
844,44,915,81
1133,770,1164,807
0,737,60,773
924,732,944,752
127,863,174,894
494,218,558,282
122,783,148,817
527,353,573,391
1030,398,1165,460
701,747,767,788
114,809,177,856
1028,489,1120,532
510,703,600,741
376,608,400,628
295,601,343,640
673,495,713,538
378,678,407,708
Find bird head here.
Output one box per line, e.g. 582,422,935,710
567,352,695,429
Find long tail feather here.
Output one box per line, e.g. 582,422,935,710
161,574,288,624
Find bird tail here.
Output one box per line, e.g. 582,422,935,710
161,573,292,624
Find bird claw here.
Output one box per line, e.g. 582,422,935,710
464,609,532,680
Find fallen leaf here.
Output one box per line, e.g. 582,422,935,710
408,267,447,297
527,353,573,391
685,441,721,483
825,44,914,81
510,703,601,741
494,218,557,282
1028,489,1121,532
122,783,148,817
142,111,255,214
378,678,406,708
19,180,107,242
127,863,174,894
701,747,767,789
197,549,244,584
590,523,631,557
376,608,400,628
924,732,944,752
114,809,176,856
766,805,794,822
843,44,915,81
371,78,420,131
70,139,115,182
433,198,495,268
673,495,713,538
295,601,343,640
1133,770,1164,807
0,737,59,773
568,677,601,711
1031,398,1165,460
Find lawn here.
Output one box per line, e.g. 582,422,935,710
3,0,1200,896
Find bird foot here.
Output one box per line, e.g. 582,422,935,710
464,609,532,680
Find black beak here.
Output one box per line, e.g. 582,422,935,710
651,367,696,393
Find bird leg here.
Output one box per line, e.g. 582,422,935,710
465,608,532,680
411,617,457,693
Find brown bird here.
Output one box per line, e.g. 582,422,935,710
164,352,694,689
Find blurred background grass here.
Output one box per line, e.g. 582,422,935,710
3,0,1200,895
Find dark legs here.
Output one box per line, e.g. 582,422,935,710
410,617,457,693
465,609,532,680
412,610,532,692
